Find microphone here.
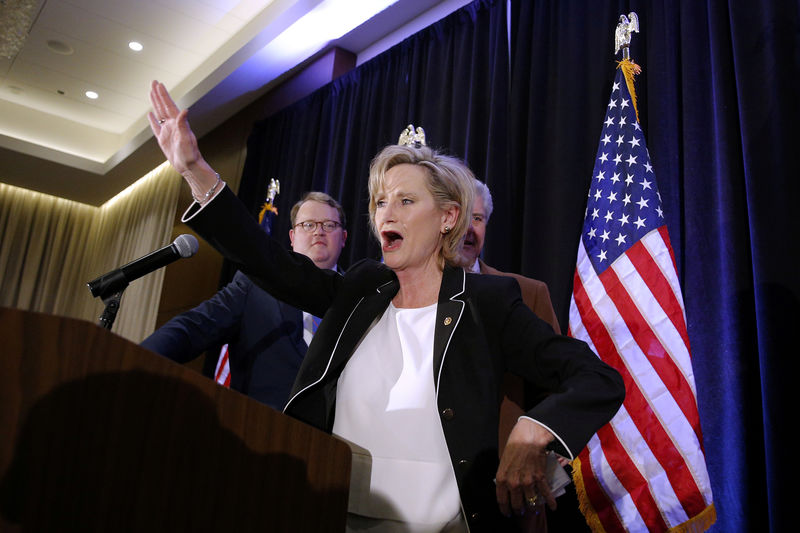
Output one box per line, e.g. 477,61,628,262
87,234,199,298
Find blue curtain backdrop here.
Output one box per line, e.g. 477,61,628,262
237,0,509,269
507,2,798,532
234,0,798,530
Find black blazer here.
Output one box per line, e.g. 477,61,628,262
141,270,307,410
187,187,625,531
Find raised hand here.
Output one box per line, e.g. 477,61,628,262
147,80,218,200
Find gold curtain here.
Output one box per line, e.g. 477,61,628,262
0,162,182,342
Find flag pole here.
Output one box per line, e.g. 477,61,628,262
614,12,642,122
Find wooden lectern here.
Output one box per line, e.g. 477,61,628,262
0,307,350,532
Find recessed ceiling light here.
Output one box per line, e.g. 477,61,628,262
47,39,74,55
85,90,99,99
128,41,143,52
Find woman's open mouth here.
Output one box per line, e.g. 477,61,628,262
381,230,403,251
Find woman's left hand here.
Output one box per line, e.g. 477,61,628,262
495,418,557,517
147,81,219,198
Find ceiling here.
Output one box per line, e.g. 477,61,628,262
0,0,467,206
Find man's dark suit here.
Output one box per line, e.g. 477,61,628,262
141,270,307,410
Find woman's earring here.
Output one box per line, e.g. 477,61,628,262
443,226,451,234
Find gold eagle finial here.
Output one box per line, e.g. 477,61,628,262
615,12,639,59
398,124,426,148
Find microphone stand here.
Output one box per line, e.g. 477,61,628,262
86,234,199,331
94,271,129,330
98,289,125,330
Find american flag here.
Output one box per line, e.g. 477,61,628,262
568,61,716,533
214,344,231,387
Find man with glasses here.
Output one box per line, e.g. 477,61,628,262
141,191,347,410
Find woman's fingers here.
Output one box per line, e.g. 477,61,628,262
157,81,180,117
495,480,510,516
542,480,556,510
149,81,166,120
146,111,162,134
149,80,179,123
509,485,527,515
496,479,546,516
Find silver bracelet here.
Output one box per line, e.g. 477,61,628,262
192,172,221,204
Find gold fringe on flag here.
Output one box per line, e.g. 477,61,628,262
572,457,608,533
666,503,717,533
258,202,278,224
572,456,717,533
617,58,642,123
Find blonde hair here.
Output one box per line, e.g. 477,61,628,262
368,144,475,268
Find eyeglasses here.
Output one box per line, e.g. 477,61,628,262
294,220,342,233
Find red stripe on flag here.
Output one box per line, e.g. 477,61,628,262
578,448,628,533
595,423,669,531
625,239,704,446
595,266,707,517
572,269,667,529
215,347,230,385
598,263,703,455
627,236,691,350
